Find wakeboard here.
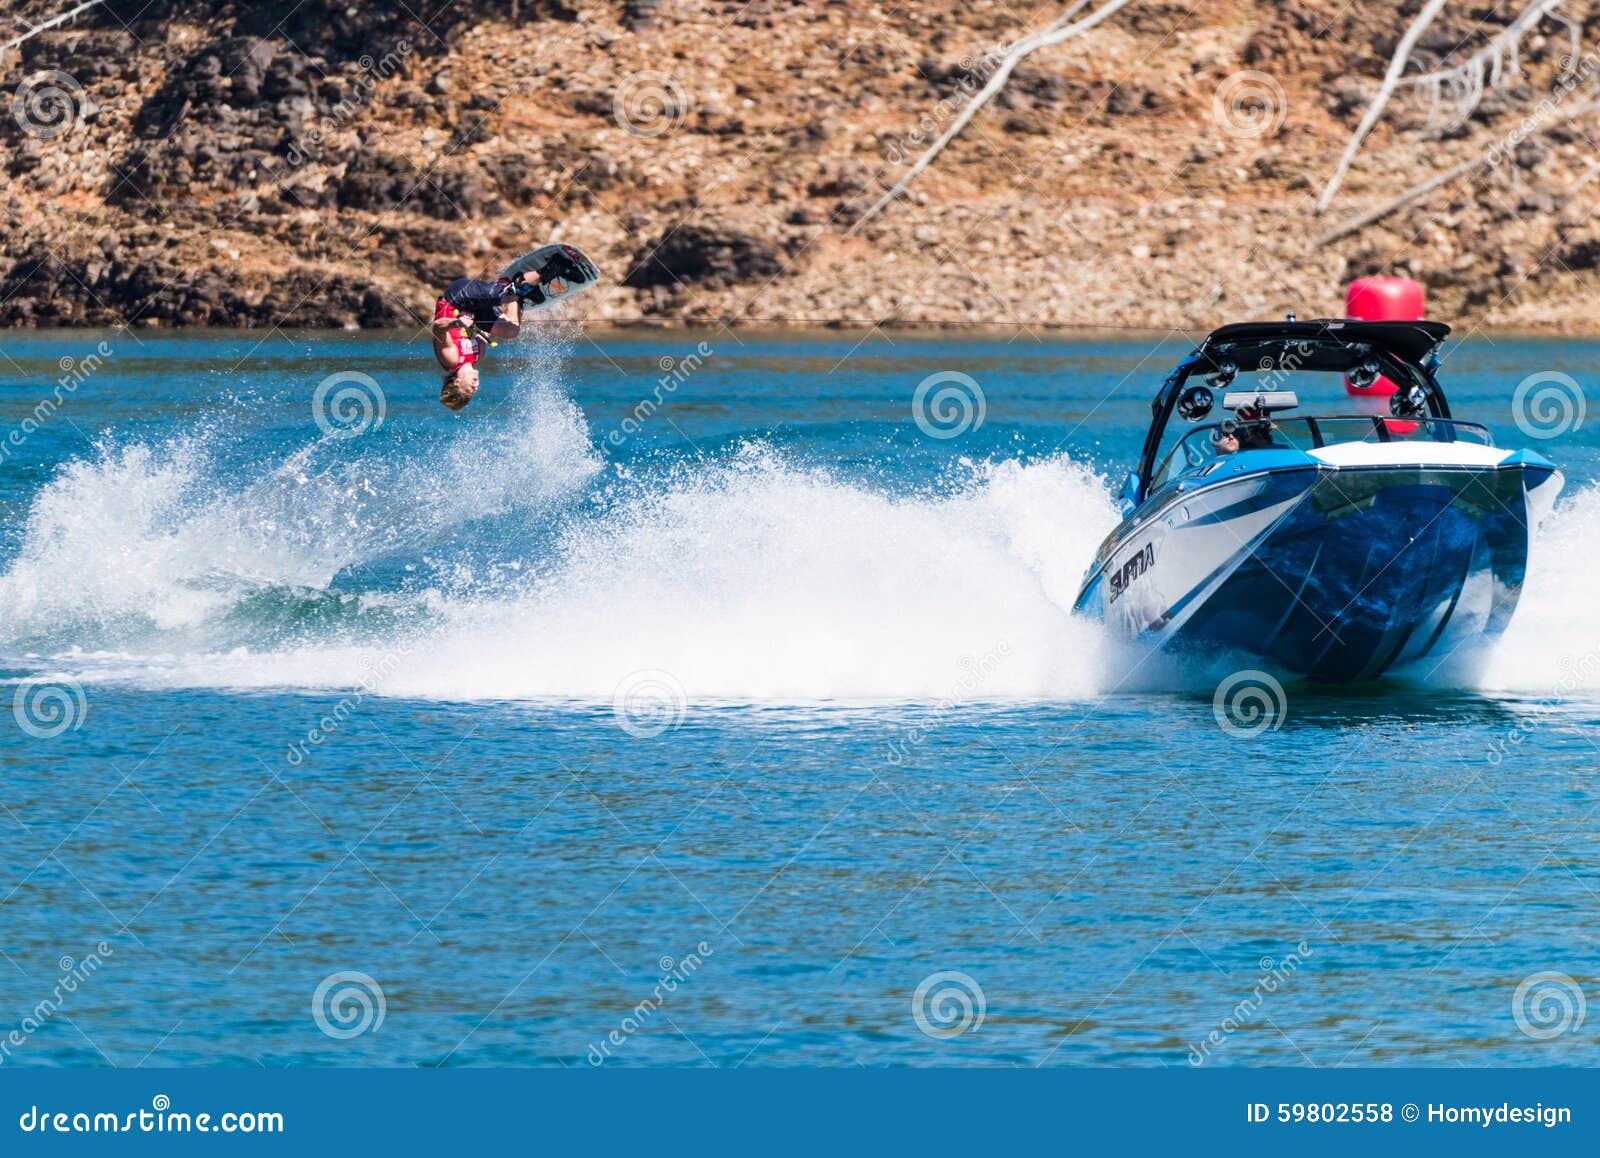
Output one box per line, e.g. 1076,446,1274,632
500,243,602,310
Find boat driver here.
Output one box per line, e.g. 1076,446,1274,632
1211,428,1241,455
1211,407,1278,455
431,271,540,411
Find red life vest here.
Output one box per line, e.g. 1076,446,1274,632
434,298,482,366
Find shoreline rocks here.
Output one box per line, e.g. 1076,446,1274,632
1,0,1598,332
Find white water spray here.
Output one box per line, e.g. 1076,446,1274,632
4,351,1598,701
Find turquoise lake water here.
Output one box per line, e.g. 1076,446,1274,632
1,324,1598,1066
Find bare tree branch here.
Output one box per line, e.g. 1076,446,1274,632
1047,0,1099,30
2,0,104,53
1399,0,1572,133
1316,93,1600,244
1315,0,1449,213
853,0,1138,229
1400,0,1569,92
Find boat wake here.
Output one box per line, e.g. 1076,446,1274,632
0,361,601,656
2,349,1596,703
0,353,1125,701
1475,483,1600,694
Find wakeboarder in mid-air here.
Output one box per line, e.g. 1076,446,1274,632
431,272,539,411
428,244,604,410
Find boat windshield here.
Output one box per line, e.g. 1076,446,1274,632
1150,415,1494,493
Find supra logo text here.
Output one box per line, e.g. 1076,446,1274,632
1107,542,1156,605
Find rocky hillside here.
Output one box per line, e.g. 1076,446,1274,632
2,0,1599,331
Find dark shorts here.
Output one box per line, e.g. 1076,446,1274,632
441,277,509,328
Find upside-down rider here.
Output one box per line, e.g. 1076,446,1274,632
431,270,541,411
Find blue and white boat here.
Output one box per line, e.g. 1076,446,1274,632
1073,319,1564,682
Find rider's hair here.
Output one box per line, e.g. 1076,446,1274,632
440,368,472,411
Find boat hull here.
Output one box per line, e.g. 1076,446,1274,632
1075,458,1561,682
